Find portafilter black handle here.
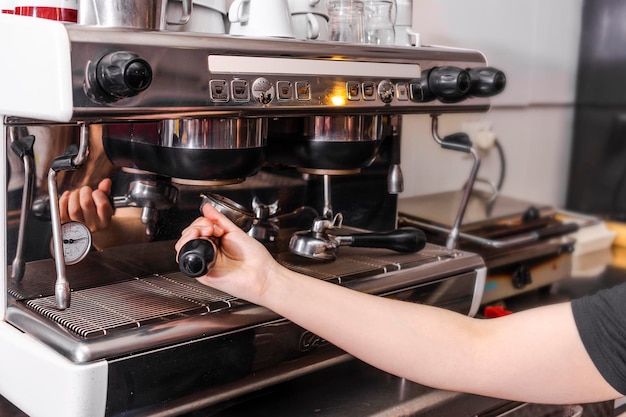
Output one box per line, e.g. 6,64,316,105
178,239,217,278
345,227,427,253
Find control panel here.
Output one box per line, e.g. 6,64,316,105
83,50,504,110
67,29,504,119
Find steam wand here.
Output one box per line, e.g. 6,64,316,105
387,115,404,194
322,174,333,219
430,114,481,250
10,135,35,282
48,123,90,310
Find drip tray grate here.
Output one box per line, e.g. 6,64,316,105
23,273,237,339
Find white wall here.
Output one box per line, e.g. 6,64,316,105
401,0,583,207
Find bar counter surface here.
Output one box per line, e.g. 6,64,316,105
1,259,624,417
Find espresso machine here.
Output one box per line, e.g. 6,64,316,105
0,13,505,417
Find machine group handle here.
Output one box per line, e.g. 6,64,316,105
178,239,217,278
348,227,427,253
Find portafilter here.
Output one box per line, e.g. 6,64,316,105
289,214,427,261
199,192,319,242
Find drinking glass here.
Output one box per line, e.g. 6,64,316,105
327,0,363,43
362,0,395,45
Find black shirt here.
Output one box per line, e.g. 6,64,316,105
571,282,626,395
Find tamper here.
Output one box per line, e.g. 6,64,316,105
178,239,217,278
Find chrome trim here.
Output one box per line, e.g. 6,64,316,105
208,55,421,78
469,266,487,317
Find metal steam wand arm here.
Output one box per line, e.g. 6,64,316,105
10,135,36,282
48,123,90,310
430,114,481,250
323,174,333,219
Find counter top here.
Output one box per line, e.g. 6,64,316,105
2,264,624,417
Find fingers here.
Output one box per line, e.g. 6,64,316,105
91,189,114,229
175,203,244,257
58,190,72,224
59,184,114,232
175,217,218,253
97,178,113,195
200,201,242,235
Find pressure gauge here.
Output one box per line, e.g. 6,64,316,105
50,221,92,265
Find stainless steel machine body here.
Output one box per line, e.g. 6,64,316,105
0,13,495,417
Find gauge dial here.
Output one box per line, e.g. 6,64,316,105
50,221,92,265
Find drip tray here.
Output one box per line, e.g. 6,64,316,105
7,241,484,363
20,244,455,340
24,273,236,339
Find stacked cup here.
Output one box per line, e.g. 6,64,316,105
167,0,227,33
288,0,329,41
327,0,363,43
228,0,294,38
15,0,79,22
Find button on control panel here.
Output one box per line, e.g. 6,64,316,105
277,81,293,101
346,81,360,101
231,79,250,102
377,80,395,104
362,82,376,101
209,80,229,102
251,77,274,104
296,81,311,101
396,82,409,101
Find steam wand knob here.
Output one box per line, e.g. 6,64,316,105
179,239,217,278
468,67,506,97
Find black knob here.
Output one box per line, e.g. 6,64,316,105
522,206,540,223
95,51,152,100
413,66,471,103
178,239,217,278
468,67,506,97
512,265,532,289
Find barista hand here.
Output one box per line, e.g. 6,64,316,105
176,203,621,405
59,178,114,232
175,202,277,303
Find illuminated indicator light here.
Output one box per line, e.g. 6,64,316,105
331,96,346,106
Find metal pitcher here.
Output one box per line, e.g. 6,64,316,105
79,0,192,30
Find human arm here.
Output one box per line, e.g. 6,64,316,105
176,203,622,405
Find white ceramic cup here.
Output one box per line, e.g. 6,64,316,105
167,0,226,33
228,0,294,38
287,0,327,17
291,12,328,40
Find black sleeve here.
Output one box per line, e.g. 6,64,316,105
571,282,626,395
